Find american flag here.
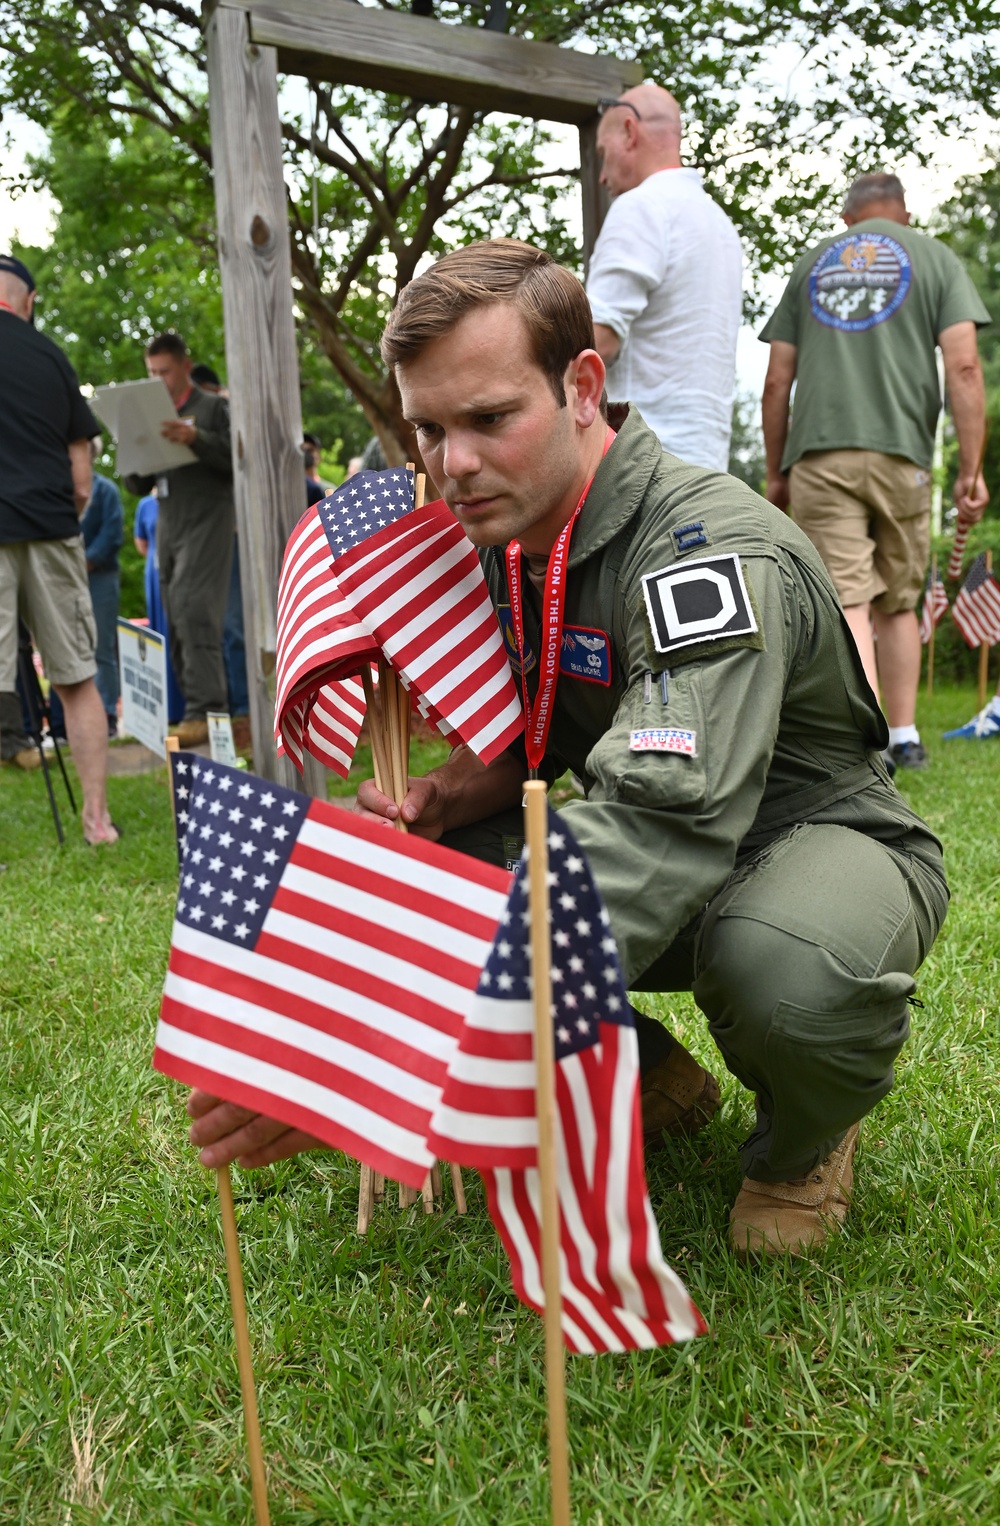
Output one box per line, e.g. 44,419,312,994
275,469,524,771
919,571,949,644
153,755,511,1186
319,470,524,766
274,500,378,777
952,553,1000,648
427,810,705,1355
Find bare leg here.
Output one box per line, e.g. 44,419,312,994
53,678,119,844
842,603,879,701
872,608,921,729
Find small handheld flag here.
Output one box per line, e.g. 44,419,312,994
428,806,705,1355
154,755,511,1186
953,553,1000,648
275,467,524,774
919,570,949,644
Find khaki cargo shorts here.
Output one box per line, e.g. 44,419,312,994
789,449,931,613
0,536,97,691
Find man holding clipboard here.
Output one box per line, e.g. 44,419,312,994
123,332,235,748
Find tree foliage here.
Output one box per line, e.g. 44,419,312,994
13,112,368,460
15,111,224,383
2,0,997,457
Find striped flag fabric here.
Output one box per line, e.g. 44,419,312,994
274,499,379,777
427,808,706,1355
947,519,970,581
319,471,524,766
279,672,368,780
153,755,511,1186
919,571,949,644
952,553,1000,648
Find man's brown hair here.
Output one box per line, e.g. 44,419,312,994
381,239,595,407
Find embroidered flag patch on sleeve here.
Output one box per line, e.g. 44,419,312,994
641,553,757,655
629,728,697,756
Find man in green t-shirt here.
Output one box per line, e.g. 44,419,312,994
760,172,990,769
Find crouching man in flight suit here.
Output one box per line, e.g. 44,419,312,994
189,240,947,1258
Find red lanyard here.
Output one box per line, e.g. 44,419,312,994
0,301,17,313
506,429,614,774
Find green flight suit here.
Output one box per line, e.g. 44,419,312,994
445,408,947,1183
126,384,235,721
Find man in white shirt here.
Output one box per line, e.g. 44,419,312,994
586,84,743,472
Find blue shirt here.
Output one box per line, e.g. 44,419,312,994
81,473,124,572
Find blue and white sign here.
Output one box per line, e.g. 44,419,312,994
118,618,167,757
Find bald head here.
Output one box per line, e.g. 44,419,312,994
0,269,34,320
596,84,683,197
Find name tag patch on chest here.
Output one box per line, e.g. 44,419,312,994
560,625,612,685
641,552,757,655
630,727,697,756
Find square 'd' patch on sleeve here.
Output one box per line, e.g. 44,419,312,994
641,552,757,654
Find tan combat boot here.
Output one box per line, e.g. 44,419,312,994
1,747,41,771
175,717,210,747
640,1040,721,1151
728,1121,860,1258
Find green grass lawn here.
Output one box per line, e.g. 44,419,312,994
1,685,998,1524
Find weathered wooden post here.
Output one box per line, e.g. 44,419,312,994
579,118,610,277
205,0,314,788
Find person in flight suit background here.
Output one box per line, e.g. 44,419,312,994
125,331,235,749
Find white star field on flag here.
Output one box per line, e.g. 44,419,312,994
172,755,307,948
477,829,626,1061
320,468,415,556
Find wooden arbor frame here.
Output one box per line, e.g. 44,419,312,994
204,0,640,782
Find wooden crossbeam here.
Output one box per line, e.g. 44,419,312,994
217,0,640,124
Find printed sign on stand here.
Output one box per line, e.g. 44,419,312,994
118,619,168,757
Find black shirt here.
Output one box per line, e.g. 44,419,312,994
0,310,99,543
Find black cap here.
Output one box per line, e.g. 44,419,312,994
0,254,36,293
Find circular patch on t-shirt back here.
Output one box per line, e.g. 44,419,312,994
808,232,912,332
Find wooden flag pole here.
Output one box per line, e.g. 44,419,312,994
356,469,463,1229
165,735,180,849
979,549,993,710
166,736,270,1522
217,1165,272,1526
926,554,937,696
360,666,390,799
523,780,571,1526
